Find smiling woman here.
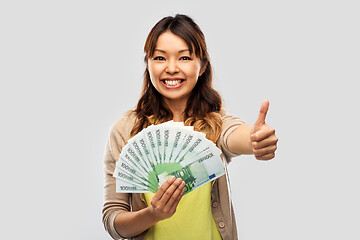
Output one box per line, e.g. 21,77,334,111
147,31,205,116
102,14,278,240
131,14,224,142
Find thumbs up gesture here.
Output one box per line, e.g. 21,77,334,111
250,100,278,160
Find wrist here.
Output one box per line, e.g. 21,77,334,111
146,205,163,223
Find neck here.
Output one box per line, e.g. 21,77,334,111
163,97,187,122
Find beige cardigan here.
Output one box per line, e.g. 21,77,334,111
102,111,244,240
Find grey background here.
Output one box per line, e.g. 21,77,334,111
1,0,359,239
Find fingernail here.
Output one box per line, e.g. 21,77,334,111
176,178,182,184
169,176,175,181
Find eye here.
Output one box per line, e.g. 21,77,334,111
180,56,191,61
153,56,165,61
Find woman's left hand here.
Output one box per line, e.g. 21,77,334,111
250,100,278,160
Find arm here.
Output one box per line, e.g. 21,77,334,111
226,123,253,155
226,100,278,160
113,208,156,238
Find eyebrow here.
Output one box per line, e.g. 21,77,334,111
154,49,190,53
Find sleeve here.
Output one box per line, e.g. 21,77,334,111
102,113,134,240
218,114,245,163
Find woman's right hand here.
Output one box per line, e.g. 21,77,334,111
149,176,185,221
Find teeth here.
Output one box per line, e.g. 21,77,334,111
164,80,182,86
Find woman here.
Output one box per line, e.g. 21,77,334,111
102,14,278,240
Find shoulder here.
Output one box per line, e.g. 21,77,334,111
111,110,137,130
219,110,245,128
109,110,138,143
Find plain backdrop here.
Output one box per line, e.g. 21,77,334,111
1,0,359,239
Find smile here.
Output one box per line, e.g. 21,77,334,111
161,79,185,89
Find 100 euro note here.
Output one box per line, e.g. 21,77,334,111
114,121,226,195
157,148,225,194
113,139,159,192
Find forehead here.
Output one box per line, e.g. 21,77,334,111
155,31,190,52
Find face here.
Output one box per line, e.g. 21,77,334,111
147,31,204,104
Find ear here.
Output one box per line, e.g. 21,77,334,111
199,61,207,77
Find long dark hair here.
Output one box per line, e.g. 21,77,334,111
131,14,223,143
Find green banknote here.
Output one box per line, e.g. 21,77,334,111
114,121,225,195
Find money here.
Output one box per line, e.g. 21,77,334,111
114,121,225,195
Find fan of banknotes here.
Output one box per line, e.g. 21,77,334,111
113,121,225,195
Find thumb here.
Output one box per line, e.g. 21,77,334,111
253,99,269,131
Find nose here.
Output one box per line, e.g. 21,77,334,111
165,59,179,74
